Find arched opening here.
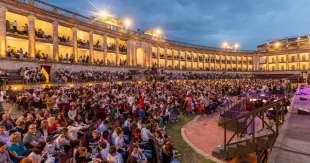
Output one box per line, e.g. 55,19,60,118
136,48,145,66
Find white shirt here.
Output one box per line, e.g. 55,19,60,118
68,109,77,121
0,91,5,102
100,148,109,161
107,153,123,163
141,128,151,142
114,136,124,149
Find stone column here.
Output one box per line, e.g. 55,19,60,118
116,38,120,66
308,53,310,71
185,52,188,70
0,6,6,58
146,44,152,68
220,55,222,71
164,48,167,69
127,40,136,66
247,57,249,71
72,27,78,62
178,51,181,70
225,55,227,71
28,15,35,58
52,21,58,61
157,47,160,67
266,56,269,71
286,54,288,71
297,53,301,70
202,54,205,70
89,31,94,64
191,52,194,70
103,34,108,65
172,49,175,69
242,56,245,71
275,56,279,71
236,56,238,71
126,40,130,66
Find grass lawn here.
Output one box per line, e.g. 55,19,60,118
165,114,215,163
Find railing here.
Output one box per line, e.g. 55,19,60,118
221,100,286,158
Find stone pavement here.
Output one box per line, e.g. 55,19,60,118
269,85,310,163
182,113,232,163
182,113,258,163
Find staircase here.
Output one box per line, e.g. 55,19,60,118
212,129,277,160
212,101,287,162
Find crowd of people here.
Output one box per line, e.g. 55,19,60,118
6,20,28,35
58,36,71,44
94,41,102,50
108,44,116,51
159,72,253,80
6,47,30,59
119,45,127,53
35,51,49,61
53,69,134,83
35,29,52,41
77,55,90,64
19,67,45,83
0,76,288,163
77,39,90,48
58,54,74,64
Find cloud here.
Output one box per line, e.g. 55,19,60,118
46,0,310,49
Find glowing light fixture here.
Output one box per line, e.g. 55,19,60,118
124,18,132,29
99,10,111,18
234,43,240,49
274,42,281,48
155,28,162,35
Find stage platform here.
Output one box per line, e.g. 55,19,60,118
269,84,310,163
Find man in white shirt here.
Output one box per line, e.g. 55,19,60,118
141,125,152,142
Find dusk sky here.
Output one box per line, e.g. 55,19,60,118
45,0,310,50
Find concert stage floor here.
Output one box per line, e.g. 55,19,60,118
269,85,310,163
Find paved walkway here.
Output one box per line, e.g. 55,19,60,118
182,113,258,163
269,85,310,163
182,113,232,162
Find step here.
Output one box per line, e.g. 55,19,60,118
212,130,278,160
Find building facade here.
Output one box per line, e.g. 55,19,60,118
0,0,309,75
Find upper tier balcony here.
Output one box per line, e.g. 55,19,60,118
119,45,127,54
6,21,29,39
58,36,72,46
35,29,53,43
77,39,90,49
107,44,116,52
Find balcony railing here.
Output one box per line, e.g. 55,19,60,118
35,52,49,61
6,22,29,37
93,44,103,51
119,45,127,54
77,40,90,49
107,44,116,52
35,29,53,42
58,36,72,46
152,53,157,58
